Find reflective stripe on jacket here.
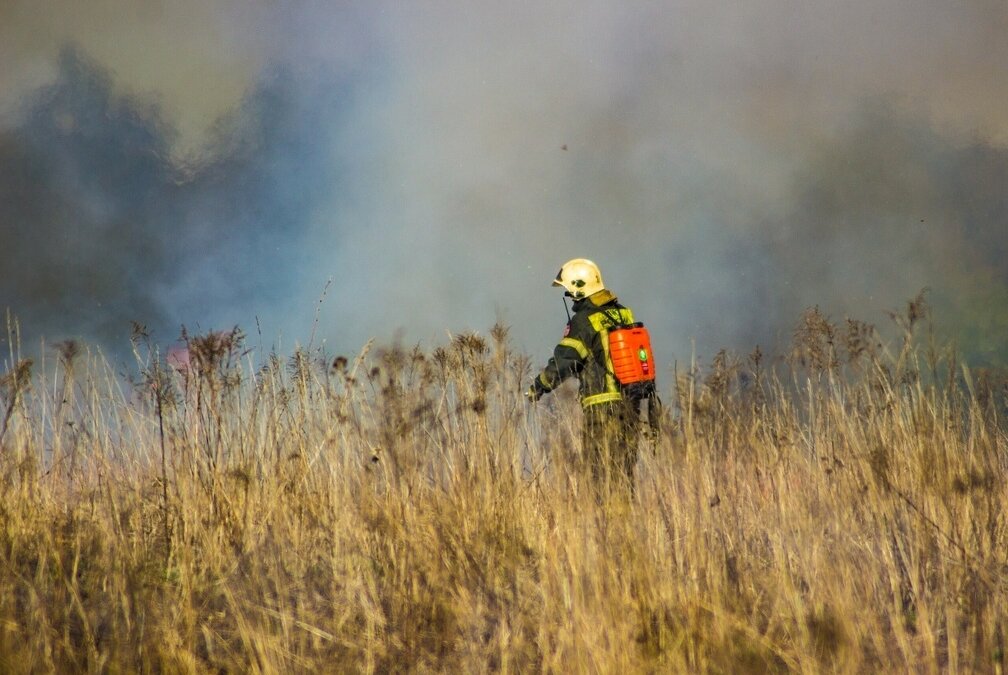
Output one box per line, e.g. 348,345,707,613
534,289,634,408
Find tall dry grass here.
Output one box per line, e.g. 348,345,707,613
0,304,1005,673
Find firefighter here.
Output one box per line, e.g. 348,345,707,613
526,258,641,494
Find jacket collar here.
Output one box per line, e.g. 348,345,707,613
572,289,617,312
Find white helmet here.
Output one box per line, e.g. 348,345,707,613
552,258,605,299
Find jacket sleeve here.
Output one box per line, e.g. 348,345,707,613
533,332,591,396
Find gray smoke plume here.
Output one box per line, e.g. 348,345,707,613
1,2,1007,371
768,104,1008,365
663,102,1008,363
0,46,362,359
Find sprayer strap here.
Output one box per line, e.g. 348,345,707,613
587,308,635,332
586,307,636,396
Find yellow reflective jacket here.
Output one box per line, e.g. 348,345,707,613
533,289,635,408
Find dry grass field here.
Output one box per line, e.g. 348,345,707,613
0,302,1005,673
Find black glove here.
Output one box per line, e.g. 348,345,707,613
525,379,547,403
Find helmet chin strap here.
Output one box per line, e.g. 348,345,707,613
562,294,572,322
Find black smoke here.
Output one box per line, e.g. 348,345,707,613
0,46,357,360
1,43,1007,370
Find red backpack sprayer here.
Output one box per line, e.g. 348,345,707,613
604,317,662,437
560,286,663,437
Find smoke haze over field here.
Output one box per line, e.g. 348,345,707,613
1,1,1007,368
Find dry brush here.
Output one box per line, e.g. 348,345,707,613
0,307,1005,673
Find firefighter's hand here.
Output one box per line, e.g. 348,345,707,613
526,376,552,403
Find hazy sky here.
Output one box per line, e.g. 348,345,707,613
2,1,1007,368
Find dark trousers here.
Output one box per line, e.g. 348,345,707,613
582,400,638,495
